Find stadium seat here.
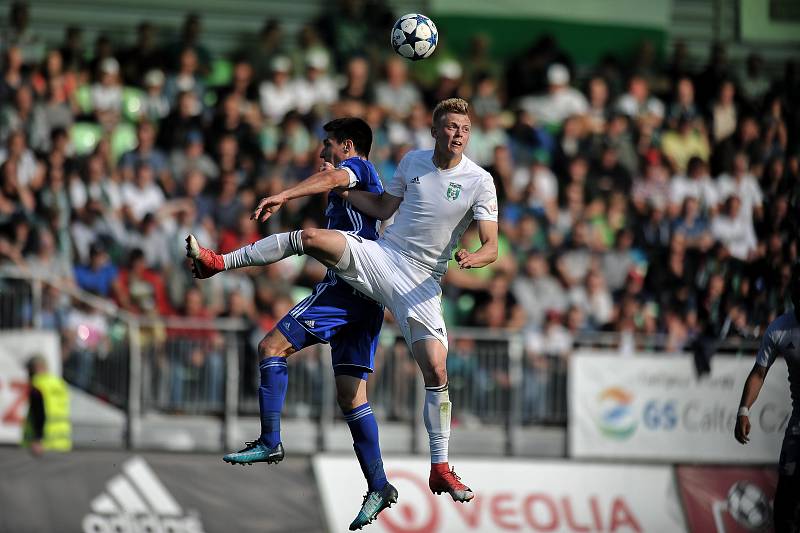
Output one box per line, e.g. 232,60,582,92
75,85,93,115
122,87,145,122
206,58,233,87
111,123,138,163
70,122,103,155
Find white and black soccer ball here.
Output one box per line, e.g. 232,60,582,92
390,13,438,61
726,481,772,531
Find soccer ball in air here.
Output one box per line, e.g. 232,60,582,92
726,481,771,530
391,13,438,61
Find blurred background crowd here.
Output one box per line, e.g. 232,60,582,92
0,1,797,406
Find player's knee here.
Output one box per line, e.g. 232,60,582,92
300,228,319,249
336,388,359,411
258,334,292,359
420,363,447,388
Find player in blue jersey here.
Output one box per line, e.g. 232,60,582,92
187,118,397,530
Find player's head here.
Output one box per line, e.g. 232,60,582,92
321,117,372,164
431,98,471,160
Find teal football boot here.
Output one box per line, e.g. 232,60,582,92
222,439,285,465
349,482,398,530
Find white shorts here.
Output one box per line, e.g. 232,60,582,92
333,232,448,351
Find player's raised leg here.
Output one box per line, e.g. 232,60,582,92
222,329,293,465
186,228,348,278
408,322,474,503
336,373,398,530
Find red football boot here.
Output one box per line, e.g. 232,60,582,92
185,235,225,279
429,463,474,502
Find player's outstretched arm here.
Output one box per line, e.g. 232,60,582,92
252,164,351,222
454,220,499,269
341,190,403,221
734,363,768,444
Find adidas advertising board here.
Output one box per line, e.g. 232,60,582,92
569,352,791,462
0,449,323,533
314,455,687,533
0,331,61,443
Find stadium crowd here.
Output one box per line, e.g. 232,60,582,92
0,3,798,410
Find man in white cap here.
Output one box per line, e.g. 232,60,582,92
519,63,588,126
259,55,297,123
293,50,337,115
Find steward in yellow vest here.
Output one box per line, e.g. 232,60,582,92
22,356,71,453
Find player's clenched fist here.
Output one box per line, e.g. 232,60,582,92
455,249,476,269
734,415,751,444
252,193,287,222
319,161,335,172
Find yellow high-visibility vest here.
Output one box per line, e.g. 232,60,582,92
23,374,72,452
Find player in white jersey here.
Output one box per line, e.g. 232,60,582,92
188,99,498,501
735,266,800,532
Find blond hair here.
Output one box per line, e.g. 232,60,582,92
432,98,469,126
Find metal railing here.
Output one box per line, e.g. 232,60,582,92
3,268,756,453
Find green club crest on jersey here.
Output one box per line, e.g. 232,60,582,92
446,182,462,201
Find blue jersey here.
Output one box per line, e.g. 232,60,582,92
277,156,385,379
324,157,383,241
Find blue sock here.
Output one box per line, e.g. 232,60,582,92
344,402,387,491
258,357,288,448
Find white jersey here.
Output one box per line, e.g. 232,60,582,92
381,150,498,280
757,312,800,411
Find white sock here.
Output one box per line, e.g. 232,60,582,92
424,383,451,464
223,230,304,270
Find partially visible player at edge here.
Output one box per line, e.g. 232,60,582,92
734,264,800,532
189,118,397,530
188,98,499,503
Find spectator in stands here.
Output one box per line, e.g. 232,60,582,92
615,74,664,129
22,354,71,454
247,19,285,83
523,63,588,127
163,47,206,108
2,2,45,66
513,253,567,330
667,76,699,129
170,130,218,184
710,79,737,143
0,46,26,104
293,50,338,116
585,76,610,134
340,55,374,104
669,156,718,216
423,59,461,109
716,151,764,223
117,247,172,316
90,57,123,129
740,53,771,105
661,114,711,174
672,196,712,252
711,195,758,262
141,69,170,122
259,56,296,124
121,161,166,223
165,13,211,76
58,25,84,73
157,90,204,151
74,243,118,298
601,228,636,293
0,129,44,189
375,57,420,119
120,21,162,86
168,286,224,409
119,120,171,190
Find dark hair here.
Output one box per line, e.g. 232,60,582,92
792,263,800,317
323,117,372,157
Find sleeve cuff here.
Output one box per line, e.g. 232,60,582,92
343,167,358,189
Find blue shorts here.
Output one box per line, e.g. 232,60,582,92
277,271,384,380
